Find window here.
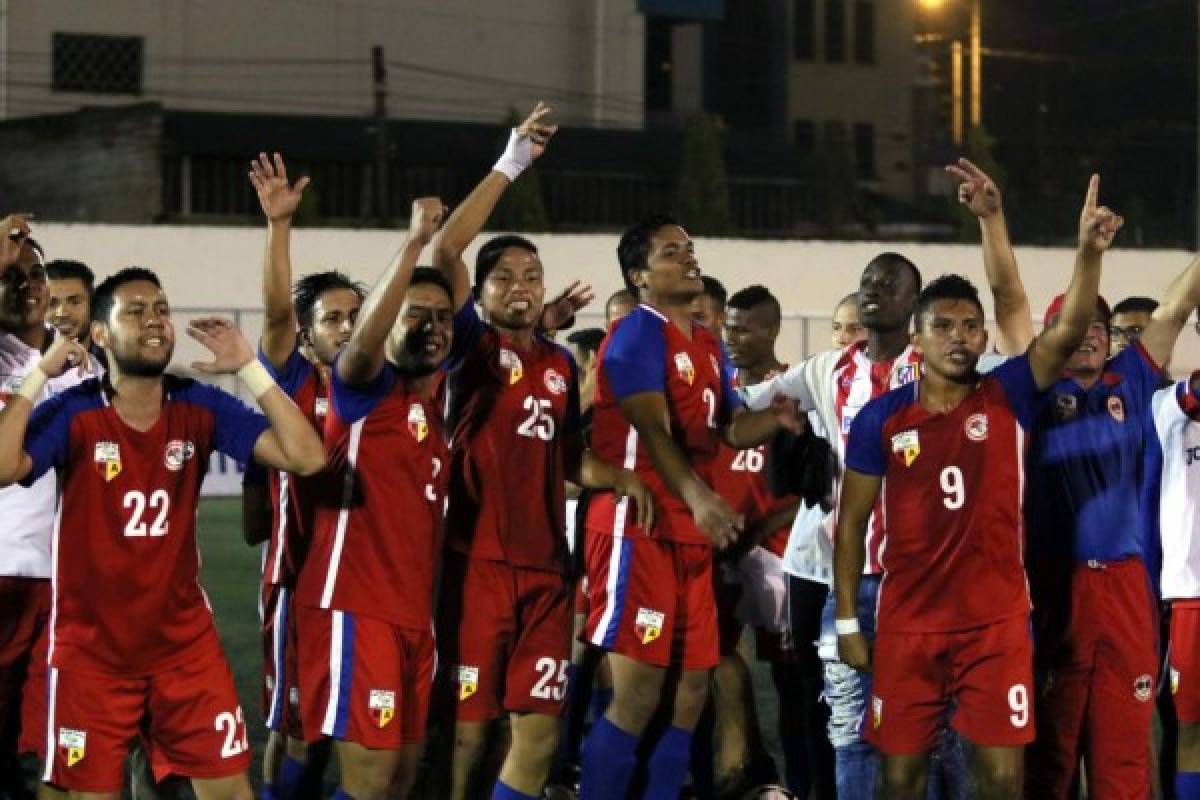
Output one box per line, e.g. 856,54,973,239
824,0,846,63
793,120,816,155
52,33,143,94
794,0,816,61
854,122,876,178
854,1,875,64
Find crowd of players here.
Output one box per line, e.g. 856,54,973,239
1,102,1200,800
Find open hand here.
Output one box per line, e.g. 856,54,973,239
1078,174,1123,254
249,153,311,222
188,317,255,374
541,280,595,331
945,158,1002,219
690,485,743,549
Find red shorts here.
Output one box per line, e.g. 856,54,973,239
296,605,434,748
1170,600,1200,723
0,577,50,747
17,624,49,758
583,531,718,671
262,585,304,738
868,614,1035,754
37,642,249,791
437,553,572,722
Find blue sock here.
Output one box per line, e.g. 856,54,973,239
276,755,305,799
261,784,278,800
332,789,354,800
1177,772,1200,799
644,725,693,800
589,687,613,722
492,780,538,800
580,716,638,800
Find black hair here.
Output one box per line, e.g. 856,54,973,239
92,267,162,326
474,234,538,292
700,275,727,307
565,327,606,356
914,274,983,327
1112,296,1159,316
46,259,95,294
410,266,455,303
727,284,781,327
866,252,923,295
616,213,680,294
292,271,366,330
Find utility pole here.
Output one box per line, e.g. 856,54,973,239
372,45,390,225
969,0,982,127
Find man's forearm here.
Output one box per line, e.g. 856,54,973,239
261,218,298,364
638,423,707,506
339,238,423,382
724,408,780,449
833,519,867,620
980,212,1034,354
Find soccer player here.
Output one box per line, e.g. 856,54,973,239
835,176,1120,798
579,214,797,800
45,260,95,348
0,265,326,798
292,198,452,800
1109,295,1159,356
692,275,727,335
248,153,363,799
831,293,866,350
430,103,650,800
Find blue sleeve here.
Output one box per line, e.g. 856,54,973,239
1113,341,1167,409
562,346,582,435
718,346,742,420
602,312,667,399
843,395,889,477
191,383,272,466
19,390,75,486
259,344,313,399
988,353,1042,429
329,352,396,424
445,301,487,370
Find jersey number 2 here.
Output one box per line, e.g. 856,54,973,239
123,489,170,537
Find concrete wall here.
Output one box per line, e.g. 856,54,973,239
31,224,1200,375
4,0,645,128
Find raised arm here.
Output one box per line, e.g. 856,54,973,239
946,158,1034,354
432,102,557,309
1027,175,1121,388
833,467,882,672
249,153,311,370
338,198,445,385
187,318,325,476
1140,254,1200,368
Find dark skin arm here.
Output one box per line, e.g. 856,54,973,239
833,467,882,672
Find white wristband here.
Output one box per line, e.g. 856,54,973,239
834,618,860,636
237,360,276,400
17,366,47,402
492,128,533,182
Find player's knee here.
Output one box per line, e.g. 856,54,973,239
1179,722,1200,768
976,758,1022,798
672,671,711,728
881,759,925,799
610,679,662,731
452,721,489,762
511,722,560,774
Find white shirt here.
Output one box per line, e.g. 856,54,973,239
0,330,98,578
1152,380,1200,600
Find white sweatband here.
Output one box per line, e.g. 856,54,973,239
492,128,534,182
237,360,276,400
834,618,860,635
17,366,47,402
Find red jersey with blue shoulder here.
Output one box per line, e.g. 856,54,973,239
20,375,270,674
259,345,330,589
587,304,740,545
845,355,1042,633
1024,341,1163,564
297,358,448,629
442,302,581,572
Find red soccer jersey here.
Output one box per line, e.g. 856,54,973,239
297,361,448,629
845,355,1041,633
21,376,270,674
261,347,330,589
442,303,581,572
587,304,738,545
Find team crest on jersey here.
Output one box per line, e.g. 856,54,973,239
964,413,988,442
1108,395,1125,422
1172,667,1181,695
93,441,122,482
368,689,396,728
674,352,695,386
890,430,920,467
314,397,329,419
499,349,524,385
895,364,918,385
457,665,479,701
407,403,429,442
543,368,567,396
164,440,196,471
872,696,883,729
635,607,665,645
58,727,86,767
1134,673,1154,702
1055,394,1078,422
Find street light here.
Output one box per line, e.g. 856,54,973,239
918,0,982,131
